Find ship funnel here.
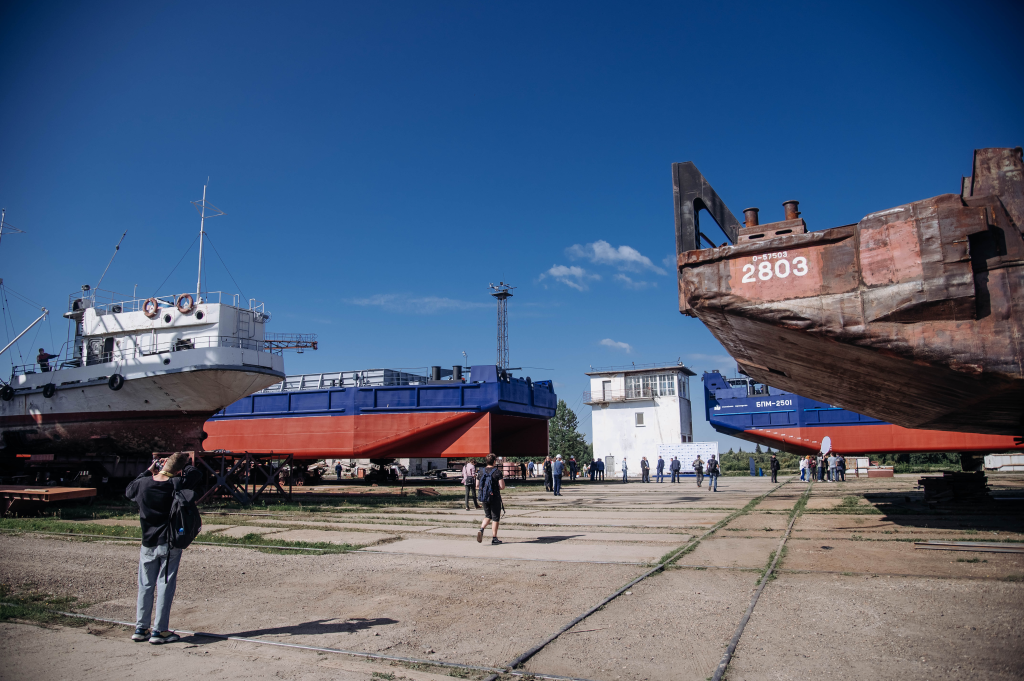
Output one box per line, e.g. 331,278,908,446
431,366,441,381
452,365,462,381
783,200,801,220
743,207,760,227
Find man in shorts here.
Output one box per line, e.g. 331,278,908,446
476,453,506,545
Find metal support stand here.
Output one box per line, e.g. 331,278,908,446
195,452,293,505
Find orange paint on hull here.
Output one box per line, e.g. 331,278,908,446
746,423,1023,455
203,411,549,459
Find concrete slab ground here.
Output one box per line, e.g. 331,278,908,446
3,475,1023,681
261,529,397,545
424,527,691,543
728,572,1024,681
214,526,282,538
363,537,669,563
783,537,1024,578
523,567,761,681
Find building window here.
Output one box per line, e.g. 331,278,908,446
625,373,677,399
635,412,645,426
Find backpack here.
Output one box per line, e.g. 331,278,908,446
707,459,719,475
478,467,496,504
166,476,202,549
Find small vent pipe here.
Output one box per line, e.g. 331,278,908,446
743,207,760,228
783,200,801,220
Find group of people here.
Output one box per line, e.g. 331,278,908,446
799,453,846,482
616,454,723,491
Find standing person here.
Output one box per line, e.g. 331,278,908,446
706,455,720,492
476,453,505,545
799,456,807,482
828,453,837,483
543,456,553,492
693,455,704,488
528,460,535,478
37,348,59,372
837,455,846,481
462,460,480,510
640,457,650,483
670,456,681,483
552,455,565,496
125,452,202,644
656,456,665,483
569,456,577,481
589,461,596,481
598,458,605,481
621,458,629,483
520,461,527,481
334,461,343,481
770,453,780,483
817,454,825,482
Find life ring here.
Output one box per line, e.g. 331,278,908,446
0,385,14,401
42,383,56,399
108,374,124,391
176,294,195,314
143,298,160,318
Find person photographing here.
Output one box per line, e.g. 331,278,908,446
125,453,202,644
476,453,506,545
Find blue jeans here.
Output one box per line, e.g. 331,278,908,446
800,469,806,481
656,470,664,482
622,470,628,482
553,474,562,495
708,473,718,491
136,543,182,633
829,467,837,481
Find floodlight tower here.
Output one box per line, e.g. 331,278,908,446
489,282,515,370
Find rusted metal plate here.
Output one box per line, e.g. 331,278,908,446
0,486,97,501
674,148,1024,437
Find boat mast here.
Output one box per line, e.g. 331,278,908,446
0,307,48,359
196,183,207,302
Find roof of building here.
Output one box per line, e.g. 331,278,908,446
585,362,697,377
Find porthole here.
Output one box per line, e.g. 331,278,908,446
195,310,205,320
163,314,172,323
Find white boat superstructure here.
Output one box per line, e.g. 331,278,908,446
0,288,284,454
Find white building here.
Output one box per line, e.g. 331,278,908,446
586,363,696,476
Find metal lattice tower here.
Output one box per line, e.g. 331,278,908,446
489,282,515,370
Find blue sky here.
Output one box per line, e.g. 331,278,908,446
1,1,1022,450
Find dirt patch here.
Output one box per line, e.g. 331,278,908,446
728,573,1024,680
261,530,394,545
680,537,780,569
723,512,792,535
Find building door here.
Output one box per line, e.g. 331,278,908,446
602,380,611,400
605,455,615,475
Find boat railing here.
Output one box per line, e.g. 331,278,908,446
583,387,661,403
257,368,447,392
68,289,266,315
11,335,274,378
589,361,689,373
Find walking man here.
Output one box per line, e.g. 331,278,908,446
569,456,577,481
706,455,720,492
621,458,629,483
693,455,704,488
528,460,535,478
462,460,481,510
543,456,553,492
770,453,780,483
552,455,565,496
828,453,838,483
640,456,650,483
597,459,605,481
476,454,505,545
656,456,665,483
125,452,201,644
670,456,681,483
334,461,343,480
837,455,847,482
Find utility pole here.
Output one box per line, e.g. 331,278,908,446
489,282,515,370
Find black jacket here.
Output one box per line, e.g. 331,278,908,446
770,457,780,472
126,466,202,547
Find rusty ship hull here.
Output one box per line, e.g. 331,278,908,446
673,148,1024,437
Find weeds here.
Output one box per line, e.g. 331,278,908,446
956,558,987,563
0,583,88,627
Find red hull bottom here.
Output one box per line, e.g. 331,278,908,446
203,411,549,459
742,423,1023,456
1,411,210,455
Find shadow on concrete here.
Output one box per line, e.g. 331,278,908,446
187,617,398,642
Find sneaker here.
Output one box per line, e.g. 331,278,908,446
491,538,503,545
476,529,483,543
149,631,180,644
131,627,150,642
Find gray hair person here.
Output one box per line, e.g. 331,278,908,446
125,452,202,644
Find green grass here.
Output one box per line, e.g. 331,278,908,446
0,518,361,555
808,495,883,515
0,583,88,627
957,558,987,563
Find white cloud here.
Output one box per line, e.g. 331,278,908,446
600,338,633,353
662,254,677,271
614,274,655,290
567,240,666,275
349,294,489,314
538,264,600,291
